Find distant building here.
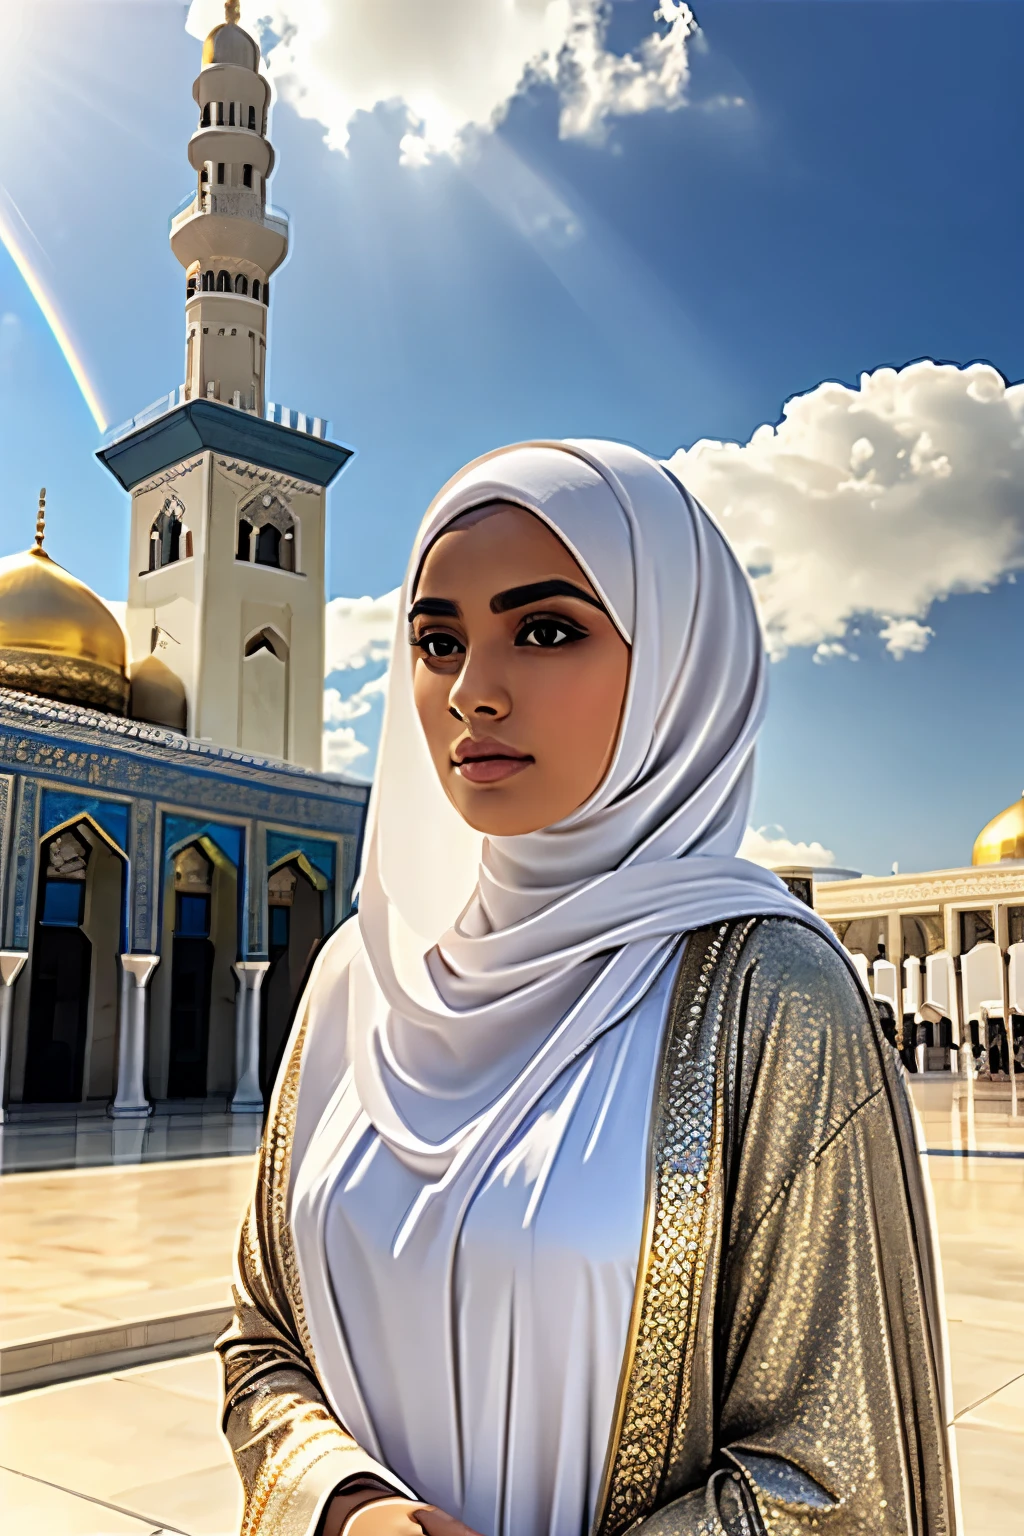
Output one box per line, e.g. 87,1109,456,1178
0,6,366,1120
779,796,1024,1076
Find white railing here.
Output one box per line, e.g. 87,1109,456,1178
168,192,288,237
265,402,330,439
102,387,331,446
103,386,186,446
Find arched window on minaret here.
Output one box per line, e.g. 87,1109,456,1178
263,282,270,305
241,629,289,759
201,103,211,127
234,273,248,295
243,165,253,188
217,162,225,184
217,270,231,292
229,102,236,126
186,275,197,300
202,269,214,291
149,496,191,571
238,492,296,572
248,105,256,130
251,279,261,301
216,102,224,125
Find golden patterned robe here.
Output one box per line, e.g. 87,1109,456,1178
217,917,956,1536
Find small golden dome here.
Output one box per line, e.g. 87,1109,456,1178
130,654,187,733
0,491,129,715
203,3,259,70
972,795,1024,865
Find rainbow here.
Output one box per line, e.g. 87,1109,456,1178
0,199,107,433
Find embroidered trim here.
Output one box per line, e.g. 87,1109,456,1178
256,1005,323,1378
242,1423,338,1536
594,921,756,1536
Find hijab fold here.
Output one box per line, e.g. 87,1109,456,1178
353,439,842,1177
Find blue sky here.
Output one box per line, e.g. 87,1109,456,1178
1,0,1022,877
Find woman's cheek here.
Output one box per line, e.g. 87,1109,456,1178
535,653,616,737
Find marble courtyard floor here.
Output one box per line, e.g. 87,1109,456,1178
0,1078,1022,1535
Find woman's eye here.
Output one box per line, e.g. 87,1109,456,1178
415,631,465,659
516,617,587,648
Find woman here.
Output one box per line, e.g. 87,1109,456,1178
218,440,955,1536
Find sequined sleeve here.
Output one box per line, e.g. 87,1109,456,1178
599,918,955,1536
216,1015,404,1536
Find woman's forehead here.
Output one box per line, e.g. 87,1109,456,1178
414,446,637,637
416,504,591,589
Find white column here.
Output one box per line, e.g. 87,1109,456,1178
0,952,29,1126
110,954,160,1118
231,960,270,1112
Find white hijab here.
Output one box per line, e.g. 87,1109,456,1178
352,438,840,1181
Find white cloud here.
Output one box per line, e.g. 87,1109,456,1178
323,724,369,773
323,670,389,725
877,617,933,659
739,825,837,870
813,641,855,665
669,360,1024,660
186,0,697,165
325,590,400,672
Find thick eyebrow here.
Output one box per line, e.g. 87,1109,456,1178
408,597,460,623
490,579,605,615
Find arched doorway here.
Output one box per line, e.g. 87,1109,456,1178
261,860,324,1094
167,844,215,1098
24,830,91,1102
23,824,124,1104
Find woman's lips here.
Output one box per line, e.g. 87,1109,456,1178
453,739,533,785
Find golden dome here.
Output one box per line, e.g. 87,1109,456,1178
972,794,1024,865
0,493,129,715
203,3,259,70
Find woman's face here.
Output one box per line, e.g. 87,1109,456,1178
410,504,631,836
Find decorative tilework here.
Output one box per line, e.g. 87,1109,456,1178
130,799,157,953
246,822,268,959
11,779,40,949
0,773,13,944
0,692,366,838
0,689,369,969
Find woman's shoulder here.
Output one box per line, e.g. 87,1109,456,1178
733,909,859,983
732,914,864,1004
715,915,886,1120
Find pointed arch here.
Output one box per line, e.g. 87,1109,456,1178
237,490,296,572
149,493,191,571
241,627,290,759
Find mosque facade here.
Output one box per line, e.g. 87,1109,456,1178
800,797,1024,1081
0,7,367,1120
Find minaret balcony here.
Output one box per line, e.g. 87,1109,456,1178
188,126,273,179
169,192,288,276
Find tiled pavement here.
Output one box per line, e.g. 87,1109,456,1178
1,1079,1022,1534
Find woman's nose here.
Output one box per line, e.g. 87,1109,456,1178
448,648,511,722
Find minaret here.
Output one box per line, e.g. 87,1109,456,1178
170,0,286,413
97,2,351,771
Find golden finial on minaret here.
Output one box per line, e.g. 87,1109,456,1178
34,488,46,550
225,0,241,22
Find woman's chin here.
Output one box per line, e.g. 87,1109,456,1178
447,782,554,838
